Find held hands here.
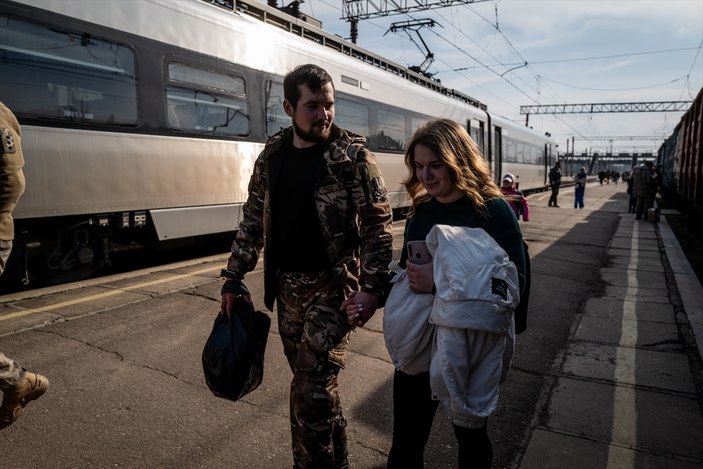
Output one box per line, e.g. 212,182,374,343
341,290,379,328
406,260,435,294
220,292,253,319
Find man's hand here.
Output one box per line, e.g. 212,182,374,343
220,292,252,319
340,290,379,328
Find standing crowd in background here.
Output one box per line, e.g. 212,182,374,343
623,161,659,220
562,161,659,218
631,161,659,220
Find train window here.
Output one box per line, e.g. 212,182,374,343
372,109,404,152
526,143,532,163
265,81,288,137
504,138,517,163
335,98,369,140
165,63,249,136
169,63,245,96
520,141,528,163
0,15,138,124
410,116,429,136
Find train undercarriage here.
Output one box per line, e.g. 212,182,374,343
6,212,151,288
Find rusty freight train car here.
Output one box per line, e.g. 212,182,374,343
658,87,703,218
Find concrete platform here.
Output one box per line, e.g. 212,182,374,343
517,213,703,468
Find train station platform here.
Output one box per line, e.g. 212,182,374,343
1,183,702,468
517,196,703,468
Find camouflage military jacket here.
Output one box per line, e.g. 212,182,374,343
223,124,393,310
0,102,26,242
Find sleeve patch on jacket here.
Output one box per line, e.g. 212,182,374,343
491,277,508,300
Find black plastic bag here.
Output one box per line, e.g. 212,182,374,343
202,300,271,402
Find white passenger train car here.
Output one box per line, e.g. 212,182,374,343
0,0,557,285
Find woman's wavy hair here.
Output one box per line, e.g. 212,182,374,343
402,118,501,216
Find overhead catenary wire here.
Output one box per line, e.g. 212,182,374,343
302,0,701,151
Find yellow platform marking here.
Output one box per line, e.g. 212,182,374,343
0,265,220,322
606,221,639,468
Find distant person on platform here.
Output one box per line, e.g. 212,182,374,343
598,170,606,185
548,160,561,207
633,161,656,220
573,167,588,209
500,173,530,221
219,64,393,468
626,170,637,213
0,101,49,430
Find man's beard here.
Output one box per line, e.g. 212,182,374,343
292,118,331,144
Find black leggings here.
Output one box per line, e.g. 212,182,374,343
454,423,492,469
386,370,493,469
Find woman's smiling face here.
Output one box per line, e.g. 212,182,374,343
413,143,463,203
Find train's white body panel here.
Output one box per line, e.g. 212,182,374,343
0,0,557,284
17,127,260,222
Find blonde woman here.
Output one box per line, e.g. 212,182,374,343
386,118,526,469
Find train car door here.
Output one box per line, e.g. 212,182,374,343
484,110,503,182
493,125,503,182
468,118,486,155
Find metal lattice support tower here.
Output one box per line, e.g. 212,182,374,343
569,135,667,141
520,101,691,115
342,0,490,21
519,101,692,127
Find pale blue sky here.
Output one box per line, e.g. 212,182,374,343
290,0,703,155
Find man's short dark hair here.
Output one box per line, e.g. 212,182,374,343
283,64,334,108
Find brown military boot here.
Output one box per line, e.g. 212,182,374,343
0,371,49,429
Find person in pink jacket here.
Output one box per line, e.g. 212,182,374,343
500,174,530,221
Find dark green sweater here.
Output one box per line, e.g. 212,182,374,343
400,196,526,291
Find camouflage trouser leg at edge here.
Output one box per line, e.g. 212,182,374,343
0,353,23,390
0,243,24,390
277,271,352,469
0,239,12,277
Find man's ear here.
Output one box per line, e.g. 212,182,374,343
283,100,294,117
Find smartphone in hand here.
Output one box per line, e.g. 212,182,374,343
407,240,432,264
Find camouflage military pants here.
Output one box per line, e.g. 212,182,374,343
0,352,23,390
0,239,11,276
277,271,352,469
